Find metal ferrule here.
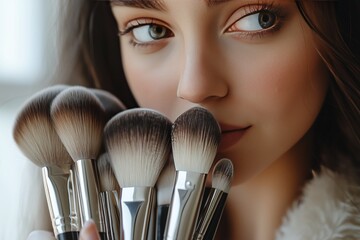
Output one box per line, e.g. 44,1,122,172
75,159,104,232
193,189,224,240
100,191,121,240
120,187,154,240
42,164,79,236
164,171,207,240
147,192,156,240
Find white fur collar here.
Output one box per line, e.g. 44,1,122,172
276,168,360,240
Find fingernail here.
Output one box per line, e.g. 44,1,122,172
80,219,100,240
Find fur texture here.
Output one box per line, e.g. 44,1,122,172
276,168,360,240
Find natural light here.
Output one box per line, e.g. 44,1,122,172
0,0,44,84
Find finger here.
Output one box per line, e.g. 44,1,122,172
27,230,56,240
79,220,101,240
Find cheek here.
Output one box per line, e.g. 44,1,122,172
121,44,179,116
224,26,329,181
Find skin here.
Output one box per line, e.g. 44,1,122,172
79,0,330,239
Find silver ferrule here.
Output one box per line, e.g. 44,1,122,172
193,189,224,240
75,159,104,232
120,187,154,240
100,191,121,240
42,164,79,236
164,171,207,240
147,190,157,240
70,164,82,229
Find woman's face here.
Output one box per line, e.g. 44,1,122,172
111,0,329,182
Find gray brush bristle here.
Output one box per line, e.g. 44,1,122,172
156,157,176,205
13,85,72,167
104,108,172,188
212,158,234,193
97,152,119,192
50,86,106,161
90,88,126,121
172,107,221,173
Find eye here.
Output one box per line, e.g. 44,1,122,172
228,10,277,32
129,23,173,44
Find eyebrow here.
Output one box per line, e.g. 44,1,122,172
110,0,232,10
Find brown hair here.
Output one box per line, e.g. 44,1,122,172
295,0,360,177
55,0,360,176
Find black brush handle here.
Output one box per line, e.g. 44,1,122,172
156,205,169,240
56,231,107,240
57,231,79,240
99,232,107,240
200,188,211,213
203,194,227,240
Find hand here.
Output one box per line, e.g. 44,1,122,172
79,220,101,240
26,220,100,240
26,230,56,240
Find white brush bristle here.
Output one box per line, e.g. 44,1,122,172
13,85,72,167
97,152,119,192
172,107,221,173
50,86,106,161
212,158,234,193
156,157,176,205
104,108,172,188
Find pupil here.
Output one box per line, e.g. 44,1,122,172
149,25,166,39
258,11,275,29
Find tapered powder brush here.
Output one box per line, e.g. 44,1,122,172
155,157,176,240
97,152,121,240
13,85,79,240
50,86,106,239
193,158,234,240
164,107,221,240
104,108,172,240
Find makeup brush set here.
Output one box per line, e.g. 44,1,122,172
13,85,234,240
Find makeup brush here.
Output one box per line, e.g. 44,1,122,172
155,157,176,240
13,85,79,240
50,86,106,239
104,108,172,240
97,152,121,240
164,107,221,240
90,88,126,121
193,158,234,240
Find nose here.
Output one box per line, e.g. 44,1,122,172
177,40,228,104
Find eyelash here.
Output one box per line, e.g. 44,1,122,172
119,18,170,48
226,3,286,39
118,3,286,48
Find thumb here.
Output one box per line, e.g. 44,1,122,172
26,230,56,240
79,220,101,240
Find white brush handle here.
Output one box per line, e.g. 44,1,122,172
164,171,207,240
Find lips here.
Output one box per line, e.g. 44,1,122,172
218,123,251,152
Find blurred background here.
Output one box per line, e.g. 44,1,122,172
0,0,60,238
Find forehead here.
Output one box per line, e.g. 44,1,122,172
110,0,234,10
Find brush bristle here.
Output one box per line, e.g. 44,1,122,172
212,158,233,193
104,108,172,188
97,152,119,192
171,107,221,173
50,86,106,161
90,88,126,121
156,157,176,205
13,85,72,167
